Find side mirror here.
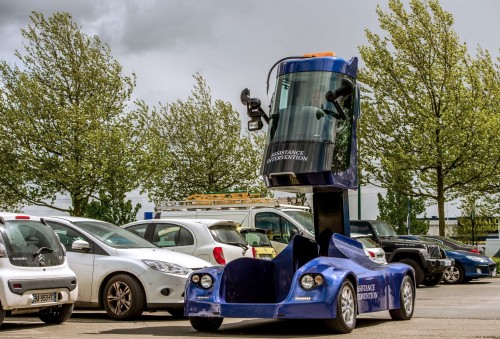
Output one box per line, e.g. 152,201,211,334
72,239,91,252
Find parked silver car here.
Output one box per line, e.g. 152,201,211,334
43,216,211,319
0,213,78,327
122,219,254,265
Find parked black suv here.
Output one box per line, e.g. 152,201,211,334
350,220,453,286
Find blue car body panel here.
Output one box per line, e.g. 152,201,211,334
185,234,414,319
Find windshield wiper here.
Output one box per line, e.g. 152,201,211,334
33,247,54,258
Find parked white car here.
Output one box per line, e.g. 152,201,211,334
122,219,254,265
351,233,387,264
0,213,78,327
43,216,211,319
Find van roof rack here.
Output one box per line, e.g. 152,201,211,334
154,192,308,212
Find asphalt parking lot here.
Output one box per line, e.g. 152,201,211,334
2,277,500,338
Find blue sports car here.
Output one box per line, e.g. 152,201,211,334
185,233,416,334
400,235,497,284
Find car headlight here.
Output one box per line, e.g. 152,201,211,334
191,273,214,289
299,273,324,290
142,259,190,275
465,256,488,263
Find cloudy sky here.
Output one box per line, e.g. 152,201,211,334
1,0,499,219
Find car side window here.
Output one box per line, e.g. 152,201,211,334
153,224,194,247
255,212,294,244
126,224,149,239
46,221,92,253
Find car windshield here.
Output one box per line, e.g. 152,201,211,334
0,219,65,267
435,237,471,247
371,221,398,237
284,210,315,234
210,225,247,247
73,220,157,248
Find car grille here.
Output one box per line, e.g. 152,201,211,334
426,244,442,259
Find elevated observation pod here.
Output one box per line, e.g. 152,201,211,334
242,52,360,245
262,53,360,194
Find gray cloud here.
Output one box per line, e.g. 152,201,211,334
0,0,499,112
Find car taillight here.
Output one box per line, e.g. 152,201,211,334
367,250,376,258
15,215,30,219
471,248,480,254
213,247,226,265
252,246,257,258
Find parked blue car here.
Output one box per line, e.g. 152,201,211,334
400,235,496,284
185,233,416,334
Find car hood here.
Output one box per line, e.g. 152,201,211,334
113,247,212,269
448,249,493,261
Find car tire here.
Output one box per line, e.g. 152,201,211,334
38,304,74,324
443,264,464,284
422,272,443,286
103,274,145,320
166,307,186,319
399,258,424,286
389,275,415,320
325,279,357,334
0,301,5,327
189,316,223,331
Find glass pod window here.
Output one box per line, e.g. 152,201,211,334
269,71,354,144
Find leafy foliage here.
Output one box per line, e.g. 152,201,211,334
0,12,149,215
377,187,429,235
358,0,500,235
83,192,142,226
455,194,499,244
142,74,266,203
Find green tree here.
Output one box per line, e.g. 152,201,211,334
456,194,498,244
0,12,150,216
83,191,142,226
143,74,266,204
358,0,500,236
377,187,429,235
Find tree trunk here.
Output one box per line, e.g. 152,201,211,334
437,167,446,236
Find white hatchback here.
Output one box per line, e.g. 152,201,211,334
0,213,78,327
122,219,254,265
43,216,212,320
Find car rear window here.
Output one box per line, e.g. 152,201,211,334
355,237,378,248
209,225,247,246
0,219,65,267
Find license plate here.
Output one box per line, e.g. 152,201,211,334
443,259,453,267
492,269,497,277
259,255,272,260
33,292,57,304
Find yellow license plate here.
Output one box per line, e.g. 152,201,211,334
33,292,57,304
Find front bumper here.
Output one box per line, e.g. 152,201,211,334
465,263,497,279
185,300,335,319
425,258,454,273
137,268,190,308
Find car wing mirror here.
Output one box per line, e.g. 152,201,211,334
72,239,91,252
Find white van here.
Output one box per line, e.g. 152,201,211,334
155,204,314,253
0,213,78,326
